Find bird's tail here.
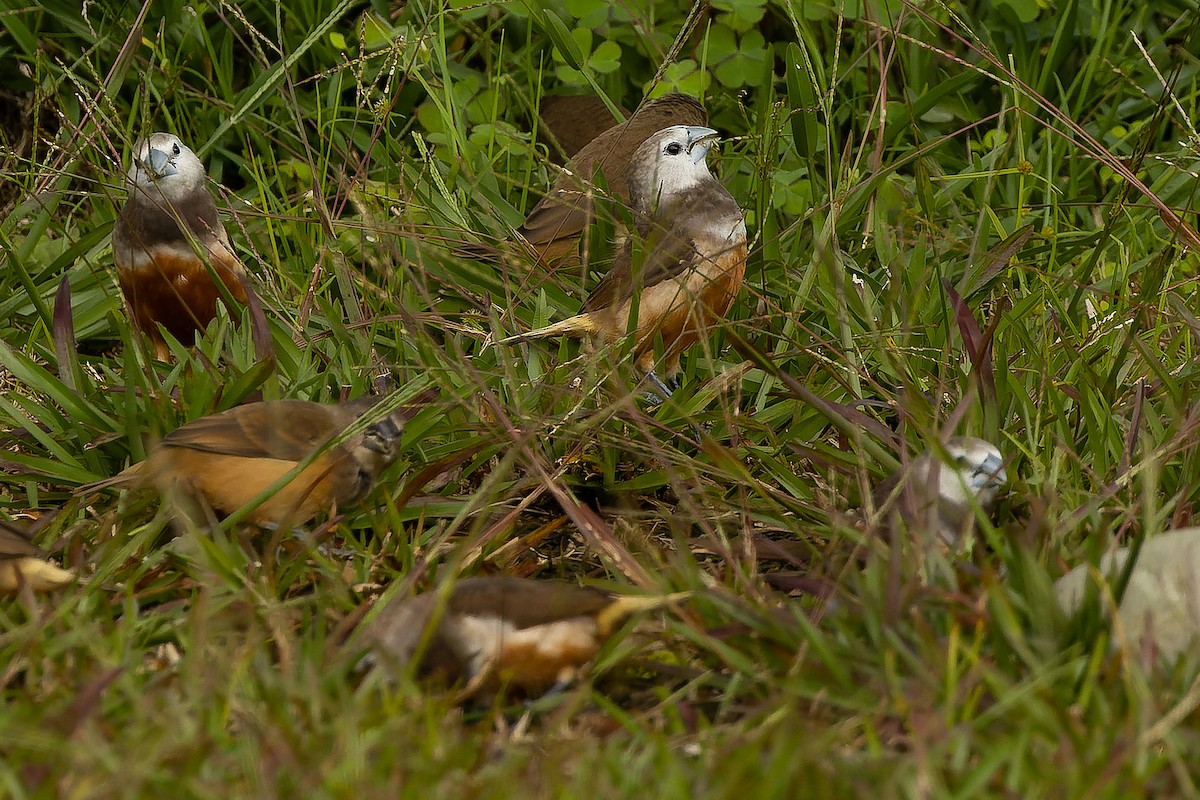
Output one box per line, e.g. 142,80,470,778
76,462,144,496
451,241,504,264
490,314,599,346
596,590,692,635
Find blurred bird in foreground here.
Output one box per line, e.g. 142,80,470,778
494,124,747,400
101,394,430,529
872,437,1008,548
1055,528,1200,662
365,575,689,699
0,519,73,592
113,132,249,361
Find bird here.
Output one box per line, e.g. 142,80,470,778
871,437,1007,547
471,92,707,268
1055,527,1200,662
494,124,747,400
101,394,430,528
0,519,73,592
112,132,249,361
364,575,689,698
518,92,707,268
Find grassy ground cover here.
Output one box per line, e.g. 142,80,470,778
3,0,1200,795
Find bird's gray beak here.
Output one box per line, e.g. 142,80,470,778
685,126,720,163
139,147,176,180
977,453,1007,489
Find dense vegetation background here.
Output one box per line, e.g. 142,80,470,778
3,0,1200,795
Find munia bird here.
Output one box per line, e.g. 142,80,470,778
464,92,706,267
495,125,747,399
519,92,706,267
106,395,427,528
872,437,1007,547
0,519,73,592
112,132,249,361
365,575,689,698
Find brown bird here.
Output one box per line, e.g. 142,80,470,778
0,519,73,592
872,437,1007,547
534,94,630,165
113,132,249,361
520,90,705,266
107,395,428,528
508,92,707,268
365,575,689,698
495,124,747,399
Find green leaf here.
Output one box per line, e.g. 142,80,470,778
785,40,821,162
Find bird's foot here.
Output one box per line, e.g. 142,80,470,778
643,370,677,404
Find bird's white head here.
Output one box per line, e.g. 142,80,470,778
126,132,207,204
933,436,1007,510
629,124,720,212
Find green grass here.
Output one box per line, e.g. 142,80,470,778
3,0,1200,795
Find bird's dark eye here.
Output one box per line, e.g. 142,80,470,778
172,143,181,155
665,142,683,156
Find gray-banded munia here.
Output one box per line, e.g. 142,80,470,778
0,519,73,592
495,124,747,400
365,575,690,698
113,132,249,361
872,437,1007,547
517,92,707,267
106,395,429,528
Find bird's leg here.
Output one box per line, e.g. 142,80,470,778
643,370,675,404
643,369,711,440
541,672,579,699
520,669,581,713
452,651,496,704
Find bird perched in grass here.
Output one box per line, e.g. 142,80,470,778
515,92,707,268
872,437,1007,547
365,575,689,698
101,394,430,529
112,132,249,361
494,125,747,400
0,519,73,592
1055,527,1200,661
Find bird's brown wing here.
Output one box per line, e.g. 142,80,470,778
583,178,745,313
518,94,708,252
160,399,374,461
517,186,597,254
0,519,47,560
582,224,699,313
446,576,615,629
536,94,629,164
